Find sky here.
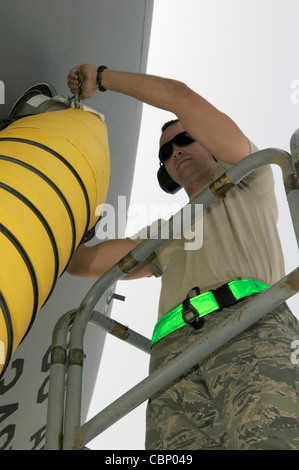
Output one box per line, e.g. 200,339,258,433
86,0,299,450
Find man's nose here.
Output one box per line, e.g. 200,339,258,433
172,145,184,159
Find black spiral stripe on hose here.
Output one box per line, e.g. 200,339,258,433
0,290,13,380
0,137,91,237
0,182,59,314
0,154,76,262
0,224,39,378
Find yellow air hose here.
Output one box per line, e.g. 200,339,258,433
0,108,110,378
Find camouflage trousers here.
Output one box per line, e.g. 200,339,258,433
146,300,299,450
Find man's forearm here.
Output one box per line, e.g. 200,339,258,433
68,63,190,114
101,69,189,113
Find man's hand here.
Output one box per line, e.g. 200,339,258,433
68,63,98,100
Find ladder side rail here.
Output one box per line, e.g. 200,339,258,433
287,188,299,249
77,267,298,449
288,128,299,243
290,128,299,172
45,310,77,450
45,308,150,450
58,144,297,449
61,266,127,450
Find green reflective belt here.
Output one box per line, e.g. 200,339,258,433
151,279,269,348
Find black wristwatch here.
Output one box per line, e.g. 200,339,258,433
96,66,107,92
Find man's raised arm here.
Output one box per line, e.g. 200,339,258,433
68,64,250,163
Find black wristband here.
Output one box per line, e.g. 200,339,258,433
96,66,107,92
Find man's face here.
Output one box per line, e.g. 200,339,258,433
160,122,216,193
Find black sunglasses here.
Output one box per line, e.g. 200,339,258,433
158,131,195,163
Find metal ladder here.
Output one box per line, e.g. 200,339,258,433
44,130,299,450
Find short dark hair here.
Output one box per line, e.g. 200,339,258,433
161,118,179,133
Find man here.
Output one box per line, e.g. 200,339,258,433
67,64,299,450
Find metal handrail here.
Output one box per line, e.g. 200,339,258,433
45,130,299,450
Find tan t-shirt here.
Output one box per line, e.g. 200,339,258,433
131,141,285,320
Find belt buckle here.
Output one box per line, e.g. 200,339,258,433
212,283,238,310
182,287,204,331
